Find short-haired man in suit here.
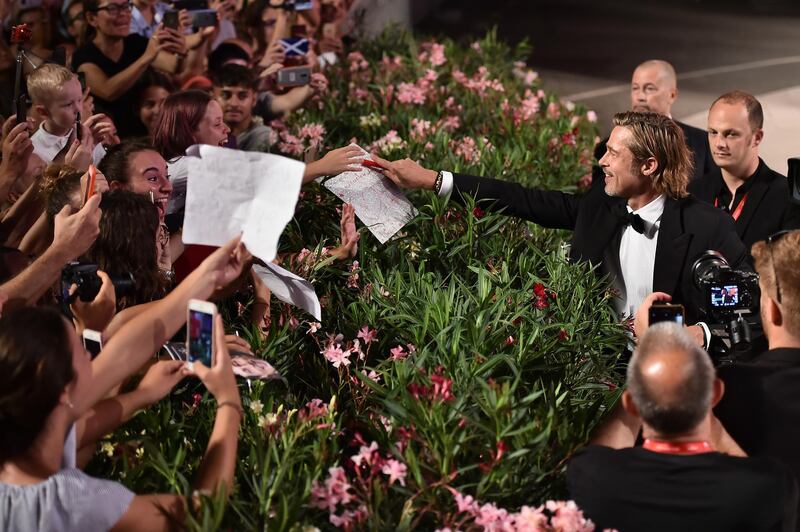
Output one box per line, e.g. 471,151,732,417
592,60,715,185
373,111,748,326
566,322,798,531
688,91,800,249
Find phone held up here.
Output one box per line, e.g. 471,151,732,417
649,304,685,326
82,329,103,360
187,299,216,367
277,66,311,87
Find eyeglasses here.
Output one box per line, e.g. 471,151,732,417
94,2,133,16
766,230,790,304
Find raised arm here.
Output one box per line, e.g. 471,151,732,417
78,235,248,413
371,155,582,230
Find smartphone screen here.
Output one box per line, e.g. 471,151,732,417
163,10,179,29
187,308,214,366
649,304,685,326
82,331,103,360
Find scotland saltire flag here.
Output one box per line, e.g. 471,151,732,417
279,38,309,57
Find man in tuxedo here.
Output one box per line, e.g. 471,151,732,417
373,111,748,326
688,91,800,249
566,322,797,531
592,60,715,185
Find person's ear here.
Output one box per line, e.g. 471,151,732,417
34,103,50,119
752,128,764,148
85,11,99,28
669,86,678,104
108,180,123,190
621,390,640,419
711,377,725,407
640,156,658,177
764,294,783,328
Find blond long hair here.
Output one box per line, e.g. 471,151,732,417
613,111,691,199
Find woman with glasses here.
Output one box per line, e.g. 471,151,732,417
71,0,187,138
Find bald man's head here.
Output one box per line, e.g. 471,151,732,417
626,322,715,435
630,60,678,116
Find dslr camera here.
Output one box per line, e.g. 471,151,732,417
692,250,760,358
61,263,135,302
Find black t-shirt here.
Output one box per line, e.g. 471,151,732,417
72,34,150,138
717,349,800,496
568,445,797,532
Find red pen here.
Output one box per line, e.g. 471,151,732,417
361,159,386,171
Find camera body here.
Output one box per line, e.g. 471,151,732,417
692,250,760,358
61,262,135,302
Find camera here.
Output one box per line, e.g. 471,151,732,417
61,262,135,302
692,250,760,358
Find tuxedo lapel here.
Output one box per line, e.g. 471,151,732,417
653,198,693,295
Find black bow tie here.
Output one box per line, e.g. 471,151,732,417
614,204,646,234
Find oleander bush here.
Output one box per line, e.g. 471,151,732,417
87,28,629,531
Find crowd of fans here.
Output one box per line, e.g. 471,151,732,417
0,0,799,529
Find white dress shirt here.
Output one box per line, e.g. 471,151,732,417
31,125,106,166
615,195,665,318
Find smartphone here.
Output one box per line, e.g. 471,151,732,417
293,0,312,10
83,164,96,205
187,299,216,367
163,10,179,29
276,66,311,87
82,329,103,360
172,0,207,9
649,304,685,326
15,93,26,127
190,8,217,27
75,111,82,141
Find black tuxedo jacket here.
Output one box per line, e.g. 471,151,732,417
688,159,800,249
453,172,748,323
592,120,715,185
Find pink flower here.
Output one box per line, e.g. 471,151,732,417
438,115,461,132
351,441,379,467
367,369,381,383
347,260,360,289
310,466,353,512
429,43,446,66
547,101,561,119
302,398,329,421
368,130,407,154
453,491,480,515
513,505,548,531
396,82,426,105
381,458,407,486
430,374,454,402
471,41,482,52
307,322,321,334
558,329,570,341
298,123,326,147
410,118,433,141
390,345,407,360
278,130,305,156
347,51,369,72
474,502,511,530
322,344,351,368
546,500,594,532
357,325,378,344
406,343,416,353
452,136,480,163
506,336,515,346
586,110,598,123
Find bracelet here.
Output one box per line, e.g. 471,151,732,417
217,401,244,416
434,170,444,194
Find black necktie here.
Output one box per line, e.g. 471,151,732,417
614,204,646,234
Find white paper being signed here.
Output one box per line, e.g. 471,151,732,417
253,263,321,321
182,145,305,262
323,145,417,244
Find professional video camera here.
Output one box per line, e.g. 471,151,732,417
60,263,135,303
692,250,760,359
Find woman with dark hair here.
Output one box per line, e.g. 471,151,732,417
72,0,187,138
83,189,168,309
136,70,175,136
0,239,246,531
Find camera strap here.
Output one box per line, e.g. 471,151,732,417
643,439,713,455
715,192,749,221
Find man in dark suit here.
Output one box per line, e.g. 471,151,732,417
373,111,748,327
714,230,800,526
688,91,800,249
592,60,715,186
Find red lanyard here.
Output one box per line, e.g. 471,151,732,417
715,191,749,221
643,439,713,455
